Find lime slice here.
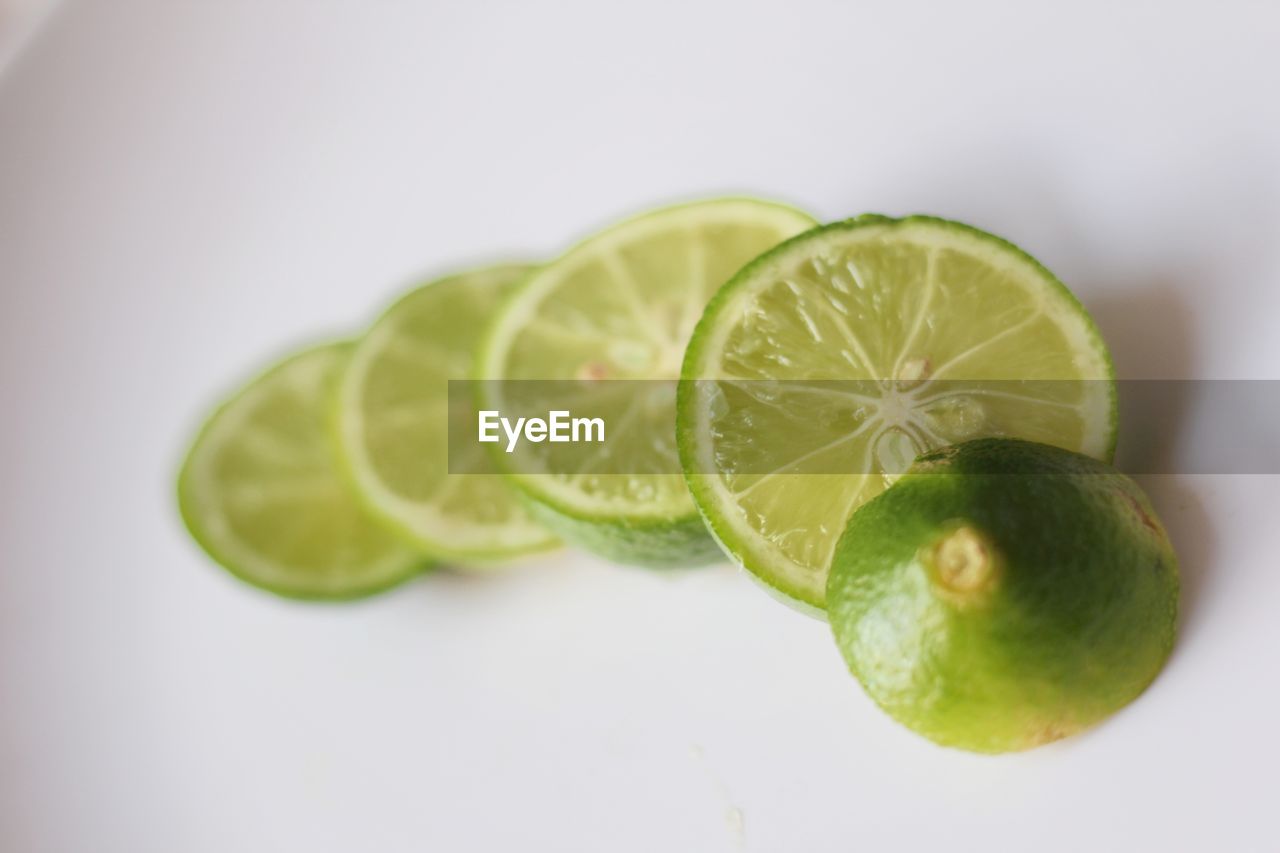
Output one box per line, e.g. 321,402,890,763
679,215,1116,609
177,344,428,599
477,199,817,567
333,264,558,561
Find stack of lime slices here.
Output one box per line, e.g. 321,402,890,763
178,207,1117,598
177,198,817,592
179,265,559,598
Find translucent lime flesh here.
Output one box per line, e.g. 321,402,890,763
333,265,558,561
679,216,1116,608
178,344,427,599
478,199,817,566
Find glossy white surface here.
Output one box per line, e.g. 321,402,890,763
2,2,1278,851
0,0,52,69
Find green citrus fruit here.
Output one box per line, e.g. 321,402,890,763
477,199,816,567
177,343,429,599
827,438,1179,753
332,264,559,562
679,215,1116,609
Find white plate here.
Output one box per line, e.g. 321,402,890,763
1,2,1278,851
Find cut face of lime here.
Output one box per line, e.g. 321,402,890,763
477,199,817,567
679,215,1117,609
177,344,428,599
333,264,558,561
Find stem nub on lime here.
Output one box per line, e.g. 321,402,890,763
827,438,1179,753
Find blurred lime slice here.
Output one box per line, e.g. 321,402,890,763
333,264,558,561
178,344,428,599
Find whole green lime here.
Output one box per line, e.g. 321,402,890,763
827,438,1178,753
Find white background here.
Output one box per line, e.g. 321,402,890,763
2,2,1279,851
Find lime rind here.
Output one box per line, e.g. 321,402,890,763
517,491,726,569
825,438,1177,753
